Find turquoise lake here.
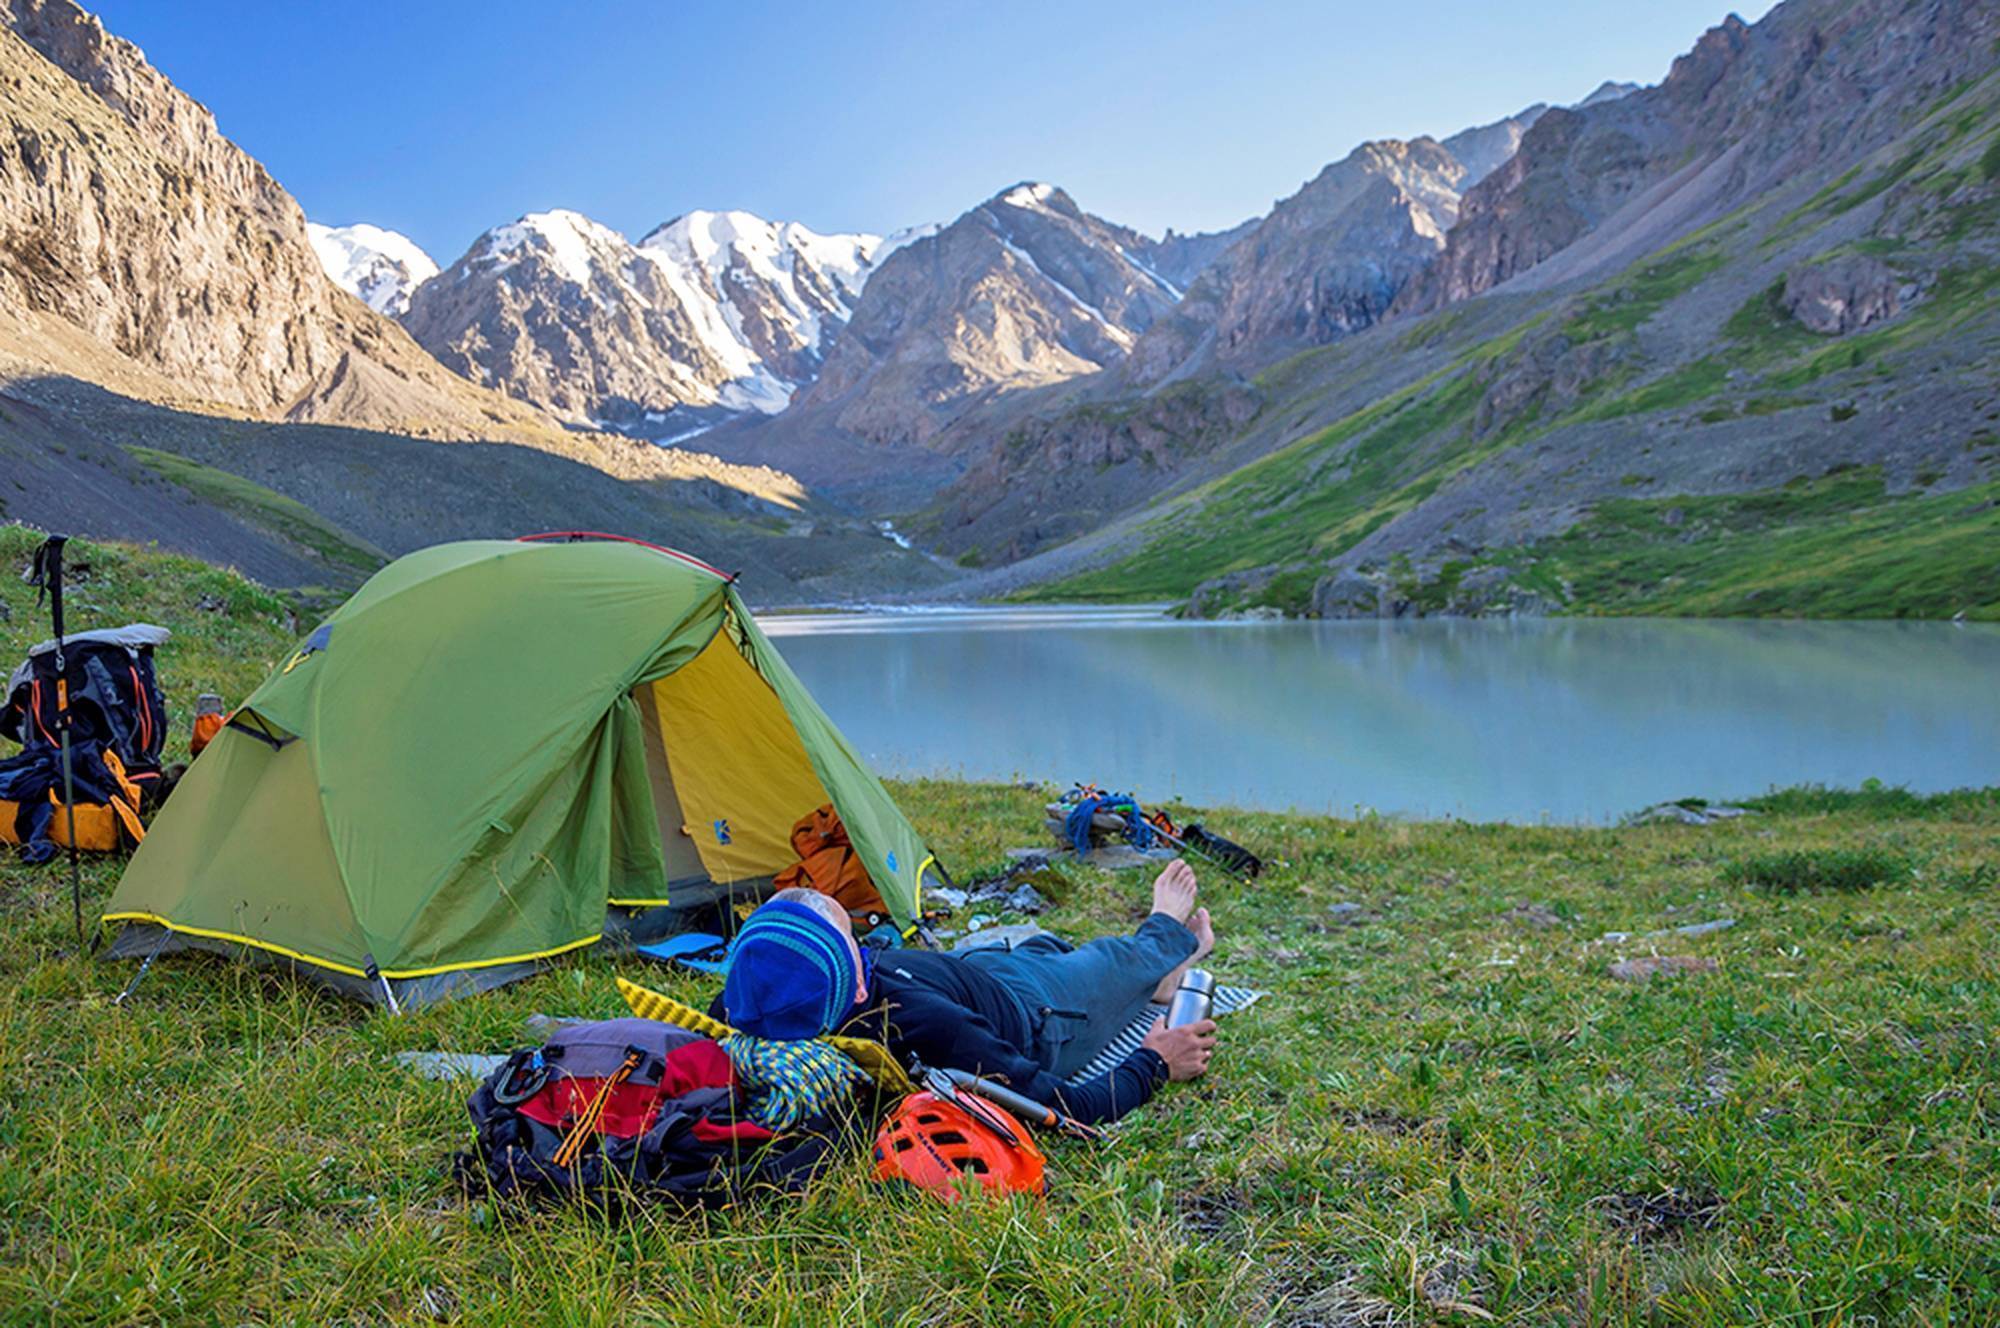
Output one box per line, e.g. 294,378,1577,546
759,607,2000,821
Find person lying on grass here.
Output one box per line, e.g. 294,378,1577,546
712,860,1219,1126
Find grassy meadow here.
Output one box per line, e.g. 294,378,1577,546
1,527,1997,1324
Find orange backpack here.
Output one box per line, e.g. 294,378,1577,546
772,804,889,923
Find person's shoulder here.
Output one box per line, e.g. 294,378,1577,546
876,948,962,985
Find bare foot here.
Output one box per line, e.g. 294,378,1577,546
1152,907,1218,1001
1149,858,1198,924
1187,906,1215,963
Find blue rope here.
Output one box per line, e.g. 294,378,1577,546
1061,790,1157,853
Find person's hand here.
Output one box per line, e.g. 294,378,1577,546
1141,1014,1217,1081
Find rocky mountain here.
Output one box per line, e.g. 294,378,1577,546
400,208,879,438
799,182,1180,443
953,0,2000,621
1128,219,1259,289
707,182,1184,494
306,222,438,316
0,0,944,600
0,0,592,441
1398,6,1981,312
1127,137,1472,386
1438,104,1550,188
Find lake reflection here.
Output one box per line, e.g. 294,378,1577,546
759,608,2000,821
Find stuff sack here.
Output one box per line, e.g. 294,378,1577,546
772,803,891,923
453,1016,851,1208
0,742,147,862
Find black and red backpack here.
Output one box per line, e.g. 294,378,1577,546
0,624,170,860
453,1017,858,1208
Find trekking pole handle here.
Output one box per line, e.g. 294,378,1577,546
937,1067,1103,1143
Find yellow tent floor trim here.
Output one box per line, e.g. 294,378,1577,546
102,911,603,980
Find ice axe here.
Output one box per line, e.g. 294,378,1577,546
27,535,84,944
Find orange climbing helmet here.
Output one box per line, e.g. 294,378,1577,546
872,1090,1046,1201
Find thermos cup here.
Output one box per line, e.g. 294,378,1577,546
1166,968,1215,1028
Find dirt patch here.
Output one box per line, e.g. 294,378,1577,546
1176,1187,1250,1242
1594,1187,1724,1243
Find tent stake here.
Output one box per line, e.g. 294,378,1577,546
365,957,403,1016
112,930,170,1007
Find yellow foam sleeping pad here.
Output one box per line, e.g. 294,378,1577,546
615,976,917,1096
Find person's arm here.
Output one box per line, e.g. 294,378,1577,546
908,1002,1220,1126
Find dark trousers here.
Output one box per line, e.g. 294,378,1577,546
962,913,1196,1078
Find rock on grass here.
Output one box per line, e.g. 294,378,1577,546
1608,954,1719,982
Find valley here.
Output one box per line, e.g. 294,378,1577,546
1,0,1995,621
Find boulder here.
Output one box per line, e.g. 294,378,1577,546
1311,569,1388,618
1781,256,1903,336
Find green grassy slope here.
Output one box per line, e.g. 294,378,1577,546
124,446,390,583
1023,79,2000,620
2,538,1997,1323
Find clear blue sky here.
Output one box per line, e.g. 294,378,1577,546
89,0,1774,262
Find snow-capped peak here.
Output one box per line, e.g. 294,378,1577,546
474,209,631,287
306,221,438,316
1001,181,1060,209
632,210,884,414
639,210,879,301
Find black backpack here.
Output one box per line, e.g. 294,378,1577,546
1,626,171,860
1,625,171,799
453,1017,858,1209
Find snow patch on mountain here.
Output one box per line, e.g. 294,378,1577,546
473,209,625,289
306,222,438,316
636,210,881,416
872,221,941,269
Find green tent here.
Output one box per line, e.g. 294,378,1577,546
104,536,945,1007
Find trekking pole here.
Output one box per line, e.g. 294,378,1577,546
931,1066,1103,1143
30,536,85,944
1131,808,1253,883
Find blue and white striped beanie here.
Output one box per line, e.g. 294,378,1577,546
721,898,860,1040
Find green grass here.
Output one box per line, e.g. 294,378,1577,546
1559,245,1727,346
3,538,2000,1322
1744,781,2000,821
1489,468,2000,620
1720,846,1913,893
1760,264,2000,393
1029,368,1491,605
125,446,388,580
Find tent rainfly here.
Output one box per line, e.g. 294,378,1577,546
103,536,944,1007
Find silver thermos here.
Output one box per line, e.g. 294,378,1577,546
1166,968,1215,1028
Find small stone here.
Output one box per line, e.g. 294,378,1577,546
1504,901,1563,929
927,887,969,909
966,914,996,932
1326,901,1365,922
1608,955,1718,982
951,922,1051,952
195,593,228,613
1003,883,1048,914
